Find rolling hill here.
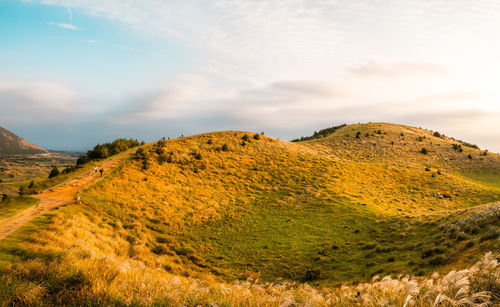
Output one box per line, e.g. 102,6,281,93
0,122,498,306
0,126,48,155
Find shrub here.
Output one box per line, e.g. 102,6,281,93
135,148,148,160
291,124,346,142
422,247,444,258
18,186,25,196
479,227,500,242
355,131,361,139
456,232,468,241
194,153,202,160
242,135,250,142
48,166,60,178
433,131,442,137
420,148,428,155
305,270,321,281
1,193,7,201
142,159,150,170
377,130,382,134
221,144,229,151
151,245,169,255
417,136,424,142
28,180,34,188
157,153,168,164
253,134,260,140
173,246,195,256
467,154,472,159
207,139,213,145
428,255,447,265
76,155,89,165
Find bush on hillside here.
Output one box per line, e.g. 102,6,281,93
433,131,442,138
221,143,229,151
420,148,428,155
242,135,250,142
1,193,8,201
291,124,346,142
87,138,140,160
157,153,168,165
453,144,463,152
461,141,479,149
253,134,260,140
48,166,60,178
18,186,25,196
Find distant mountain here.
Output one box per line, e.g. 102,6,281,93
0,126,48,155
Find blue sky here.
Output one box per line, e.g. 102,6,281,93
1,0,500,152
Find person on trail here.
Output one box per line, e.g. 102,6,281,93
99,168,103,177
93,166,98,174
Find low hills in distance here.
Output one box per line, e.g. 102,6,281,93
0,122,498,306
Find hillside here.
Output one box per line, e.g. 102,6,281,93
0,127,48,155
0,123,499,305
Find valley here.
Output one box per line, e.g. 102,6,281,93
0,123,498,306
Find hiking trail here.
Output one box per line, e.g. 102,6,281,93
0,151,131,240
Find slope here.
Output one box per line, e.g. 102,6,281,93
0,127,48,155
0,123,498,305
75,125,500,283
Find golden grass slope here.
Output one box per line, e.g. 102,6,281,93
0,123,499,305
0,203,498,306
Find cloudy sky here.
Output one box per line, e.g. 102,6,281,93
1,0,499,152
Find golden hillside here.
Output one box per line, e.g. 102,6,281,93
0,123,499,305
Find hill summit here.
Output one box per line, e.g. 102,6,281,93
0,126,48,155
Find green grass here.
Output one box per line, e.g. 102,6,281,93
72,127,499,284
0,196,38,220
0,124,498,305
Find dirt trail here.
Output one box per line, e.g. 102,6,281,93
0,151,132,241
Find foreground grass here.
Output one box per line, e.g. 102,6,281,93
0,203,498,306
0,123,498,305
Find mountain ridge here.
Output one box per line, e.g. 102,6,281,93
0,126,48,155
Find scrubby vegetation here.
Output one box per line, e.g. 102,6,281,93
291,124,346,142
77,138,142,165
0,123,499,306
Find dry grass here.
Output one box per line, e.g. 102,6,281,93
0,207,498,306
0,123,499,305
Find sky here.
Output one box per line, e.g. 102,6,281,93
0,0,499,152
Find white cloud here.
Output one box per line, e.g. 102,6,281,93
47,21,80,30
85,39,98,43
22,0,500,151
0,80,80,123
112,44,139,52
349,61,449,78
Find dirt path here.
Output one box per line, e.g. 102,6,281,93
0,151,132,241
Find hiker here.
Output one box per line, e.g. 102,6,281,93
93,166,98,174
99,168,103,177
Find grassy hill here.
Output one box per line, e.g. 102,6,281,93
0,127,48,156
0,123,499,305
